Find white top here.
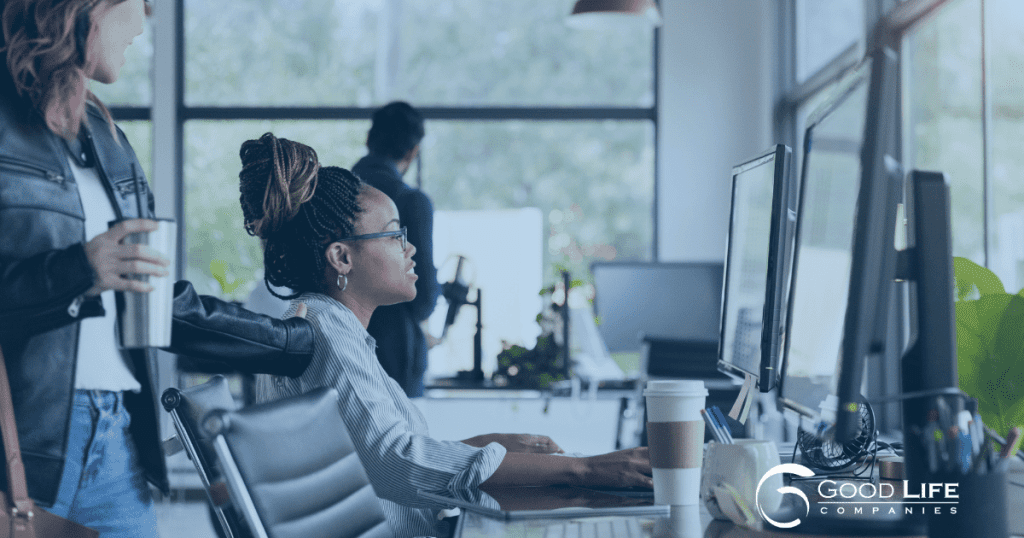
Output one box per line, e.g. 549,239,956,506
256,293,506,538
69,157,141,392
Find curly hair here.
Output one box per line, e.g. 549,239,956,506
239,133,364,299
1,0,141,138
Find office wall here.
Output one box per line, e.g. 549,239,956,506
657,0,777,262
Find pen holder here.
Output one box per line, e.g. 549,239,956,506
925,470,1007,538
699,439,782,521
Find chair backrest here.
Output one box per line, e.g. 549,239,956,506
162,376,247,538
207,387,393,538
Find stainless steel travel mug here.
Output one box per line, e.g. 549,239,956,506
116,219,177,348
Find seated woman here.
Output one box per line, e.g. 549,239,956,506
239,133,652,538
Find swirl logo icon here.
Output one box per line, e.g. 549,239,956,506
755,463,817,528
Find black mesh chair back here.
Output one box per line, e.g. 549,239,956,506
162,375,247,538
207,387,393,538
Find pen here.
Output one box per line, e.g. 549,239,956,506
952,426,971,474
710,406,734,444
924,409,945,473
700,409,725,444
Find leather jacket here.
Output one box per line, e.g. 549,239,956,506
0,77,314,506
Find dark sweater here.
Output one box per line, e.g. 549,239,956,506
352,154,440,397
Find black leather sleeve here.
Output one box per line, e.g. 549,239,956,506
0,243,104,338
168,281,314,378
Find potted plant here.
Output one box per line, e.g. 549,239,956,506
953,257,1024,437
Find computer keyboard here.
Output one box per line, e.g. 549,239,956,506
542,517,643,538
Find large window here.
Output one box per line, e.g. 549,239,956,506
177,0,655,304
904,0,1024,290
104,1,656,371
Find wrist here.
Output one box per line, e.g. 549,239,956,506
569,456,589,485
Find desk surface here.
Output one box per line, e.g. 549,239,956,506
453,479,1024,538
455,504,931,538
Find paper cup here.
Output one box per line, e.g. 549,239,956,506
644,380,708,506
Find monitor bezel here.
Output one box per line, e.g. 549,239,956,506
716,144,793,392
776,57,875,419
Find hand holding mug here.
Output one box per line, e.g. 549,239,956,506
84,219,169,295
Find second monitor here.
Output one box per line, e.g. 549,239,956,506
716,144,795,392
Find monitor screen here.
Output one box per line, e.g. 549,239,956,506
591,262,723,354
778,60,872,420
717,144,794,391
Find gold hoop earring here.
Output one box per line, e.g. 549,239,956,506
337,274,348,291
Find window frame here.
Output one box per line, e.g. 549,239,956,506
109,0,662,279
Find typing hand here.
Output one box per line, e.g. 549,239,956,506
579,447,653,489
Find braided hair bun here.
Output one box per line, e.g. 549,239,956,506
239,132,320,239
238,133,364,299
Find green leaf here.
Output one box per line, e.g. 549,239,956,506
974,294,1013,350
955,300,980,336
956,295,1013,414
978,398,1007,438
209,259,242,295
977,295,1024,437
957,325,985,402
1002,397,1024,440
953,257,1004,300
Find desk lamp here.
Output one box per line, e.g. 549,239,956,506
440,256,484,382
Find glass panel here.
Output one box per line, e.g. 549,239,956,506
118,121,153,185
903,0,984,264
182,121,370,301
419,120,654,283
184,0,652,107
183,120,653,305
987,0,1024,292
89,17,153,106
394,0,653,106
795,0,862,83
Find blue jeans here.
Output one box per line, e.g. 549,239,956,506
47,390,159,538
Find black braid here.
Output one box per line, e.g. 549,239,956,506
237,132,364,300
262,166,363,299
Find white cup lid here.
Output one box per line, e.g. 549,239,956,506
644,379,708,397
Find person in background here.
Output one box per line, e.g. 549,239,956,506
243,133,652,538
0,1,313,535
352,101,439,397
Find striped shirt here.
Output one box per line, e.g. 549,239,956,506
256,293,506,538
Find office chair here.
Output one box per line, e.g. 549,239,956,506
162,375,249,538
206,387,393,538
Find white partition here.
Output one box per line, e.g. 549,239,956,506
426,208,543,379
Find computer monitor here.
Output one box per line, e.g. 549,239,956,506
777,47,900,429
591,262,723,354
717,144,795,393
833,47,901,442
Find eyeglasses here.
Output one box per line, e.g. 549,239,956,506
334,226,407,250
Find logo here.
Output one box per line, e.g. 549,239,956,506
755,463,816,528
754,465,962,529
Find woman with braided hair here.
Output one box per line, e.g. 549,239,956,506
245,133,654,538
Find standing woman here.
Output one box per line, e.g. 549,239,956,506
0,1,314,536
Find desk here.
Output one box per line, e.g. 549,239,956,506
455,504,929,538
452,476,1024,538
415,383,641,454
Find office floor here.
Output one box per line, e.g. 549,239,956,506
154,499,218,537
